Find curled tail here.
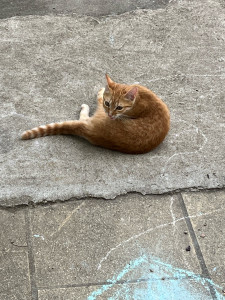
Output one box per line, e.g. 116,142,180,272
21,121,86,140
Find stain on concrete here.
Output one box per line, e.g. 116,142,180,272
0,0,169,19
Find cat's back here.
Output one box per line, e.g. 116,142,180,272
120,85,170,153
132,84,170,124
89,79,170,154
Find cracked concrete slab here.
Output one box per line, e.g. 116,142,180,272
38,279,213,300
0,191,224,299
182,190,225,287
0,0,225,205
30,194,201,287
30,193,224,299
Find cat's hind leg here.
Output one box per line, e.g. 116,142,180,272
79,104,90,121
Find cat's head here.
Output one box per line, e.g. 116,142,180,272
103,74,138,120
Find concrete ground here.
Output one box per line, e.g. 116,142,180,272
1,191,225,299
0,0,224,299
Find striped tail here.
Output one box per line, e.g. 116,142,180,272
21,121,85,140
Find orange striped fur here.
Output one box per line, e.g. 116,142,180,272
21,75,170,154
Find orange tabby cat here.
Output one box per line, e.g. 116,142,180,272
21,75,170,154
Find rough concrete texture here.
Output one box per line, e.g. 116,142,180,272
0,0,225,206
1,0,224,299
30,194,200,287
0,0,169,19
38,280,213,300
0,209,31,300
1,191,224,299
183,190,225,287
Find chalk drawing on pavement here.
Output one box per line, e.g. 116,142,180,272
87,255,223,300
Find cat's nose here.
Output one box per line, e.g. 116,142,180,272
108,113,115,120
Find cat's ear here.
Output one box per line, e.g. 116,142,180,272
125,87,138,101
104,84,111,94
105,74,114,88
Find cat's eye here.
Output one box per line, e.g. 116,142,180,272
104,100,110,107
116,106,123,110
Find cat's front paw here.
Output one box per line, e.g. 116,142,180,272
79,104,90,120
97,87,105,102
81,104,89,110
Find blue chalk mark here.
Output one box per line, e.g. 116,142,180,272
109,35,114,45
87,255,147,300
33,234,44,240
150,257,222,292
108,284,131,300
87,255,224,300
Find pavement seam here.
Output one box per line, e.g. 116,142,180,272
25,208,39,300
178,193,218,300
0,187,224,209
37,275,200,290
